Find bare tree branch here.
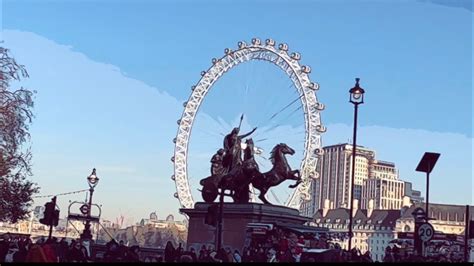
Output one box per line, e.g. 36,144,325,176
0,46,39,223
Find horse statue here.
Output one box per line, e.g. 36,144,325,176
250,143,301,205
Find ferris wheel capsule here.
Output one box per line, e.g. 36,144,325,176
191,85,196,91
316,125,327,133
310,172,320,179
302,65,311,74
278,43,289,51
238,41,247,48
291,52,301,60
177,119,181,125
171,156,175,162
316,103,325,111
315,148,324,156
201,71,206,76
172,138,177,143
309,82,319,90
212,58,218,64
171,175,176,181
224,48,232,54
252,38,261,45
265,38,275,46
183,101,188,107
174,192,179,198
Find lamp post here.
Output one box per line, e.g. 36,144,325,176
81,168,99,240
348,78,365,252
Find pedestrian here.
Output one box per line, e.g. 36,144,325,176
215,248,229,262
125,245,140,262
225,247,233,262
233,249,242,263
67,241,87,262
198,245,208,262
164,241,176,262
103,240,120,262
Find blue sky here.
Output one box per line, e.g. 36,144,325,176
1,0,472,224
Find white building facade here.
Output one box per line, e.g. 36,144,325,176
312,199,400,262
361,160,405,210
302,143,376,217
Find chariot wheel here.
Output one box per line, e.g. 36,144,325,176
201,183,218,203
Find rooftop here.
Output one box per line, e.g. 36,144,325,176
313,208,401,228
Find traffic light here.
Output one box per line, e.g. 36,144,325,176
39,201,55,226
39,196,59,227
205,204,218,227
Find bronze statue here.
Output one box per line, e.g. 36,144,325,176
250,143,301,205
210,148,226,176
199,116,301,205
222,126,257,173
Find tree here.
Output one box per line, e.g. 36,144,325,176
0,46,39,223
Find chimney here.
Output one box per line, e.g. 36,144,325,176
323,199,330,217
352,199,359,217
367,199,374,218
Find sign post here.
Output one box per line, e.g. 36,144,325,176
417,222,434,257
415,152,440,218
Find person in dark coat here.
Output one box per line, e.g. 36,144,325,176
67,242,87,263
164,241,176,262
103,240,120,262
125,245,140,262
215,248,229,262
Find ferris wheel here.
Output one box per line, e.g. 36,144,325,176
171,38,326,211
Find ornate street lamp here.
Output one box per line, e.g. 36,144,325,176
348,78,365,252
87,168,99,188
81,168,99,240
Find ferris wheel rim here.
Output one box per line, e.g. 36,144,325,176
172,38,325,210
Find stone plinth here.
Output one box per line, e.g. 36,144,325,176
180,202,311,252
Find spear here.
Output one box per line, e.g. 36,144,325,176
238,113,244,130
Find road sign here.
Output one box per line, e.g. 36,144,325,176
80,204,90,215
418,223,434,242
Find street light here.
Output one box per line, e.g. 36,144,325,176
348,78,365,252
81,168,99,240
87,168,99,188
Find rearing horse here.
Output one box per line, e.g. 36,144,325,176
251,143,301,205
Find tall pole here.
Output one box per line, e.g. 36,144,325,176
217,188,224,251
425,171,429,219
348,103,359,251
465,205,470,262
82,187,94,240
87,186,94,238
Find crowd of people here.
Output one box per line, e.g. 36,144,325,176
382,243,466,263
1,232,468,263
0,233,140,263
238,228,375,263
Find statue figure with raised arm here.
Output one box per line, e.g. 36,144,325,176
222,114,257,173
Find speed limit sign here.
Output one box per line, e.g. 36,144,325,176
417,223,434,242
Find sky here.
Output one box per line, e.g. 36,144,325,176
1,0,472,225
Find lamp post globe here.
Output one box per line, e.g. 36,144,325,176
349,78,365,104
87,168,99,188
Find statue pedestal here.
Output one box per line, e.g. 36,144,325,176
180,202,311,252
